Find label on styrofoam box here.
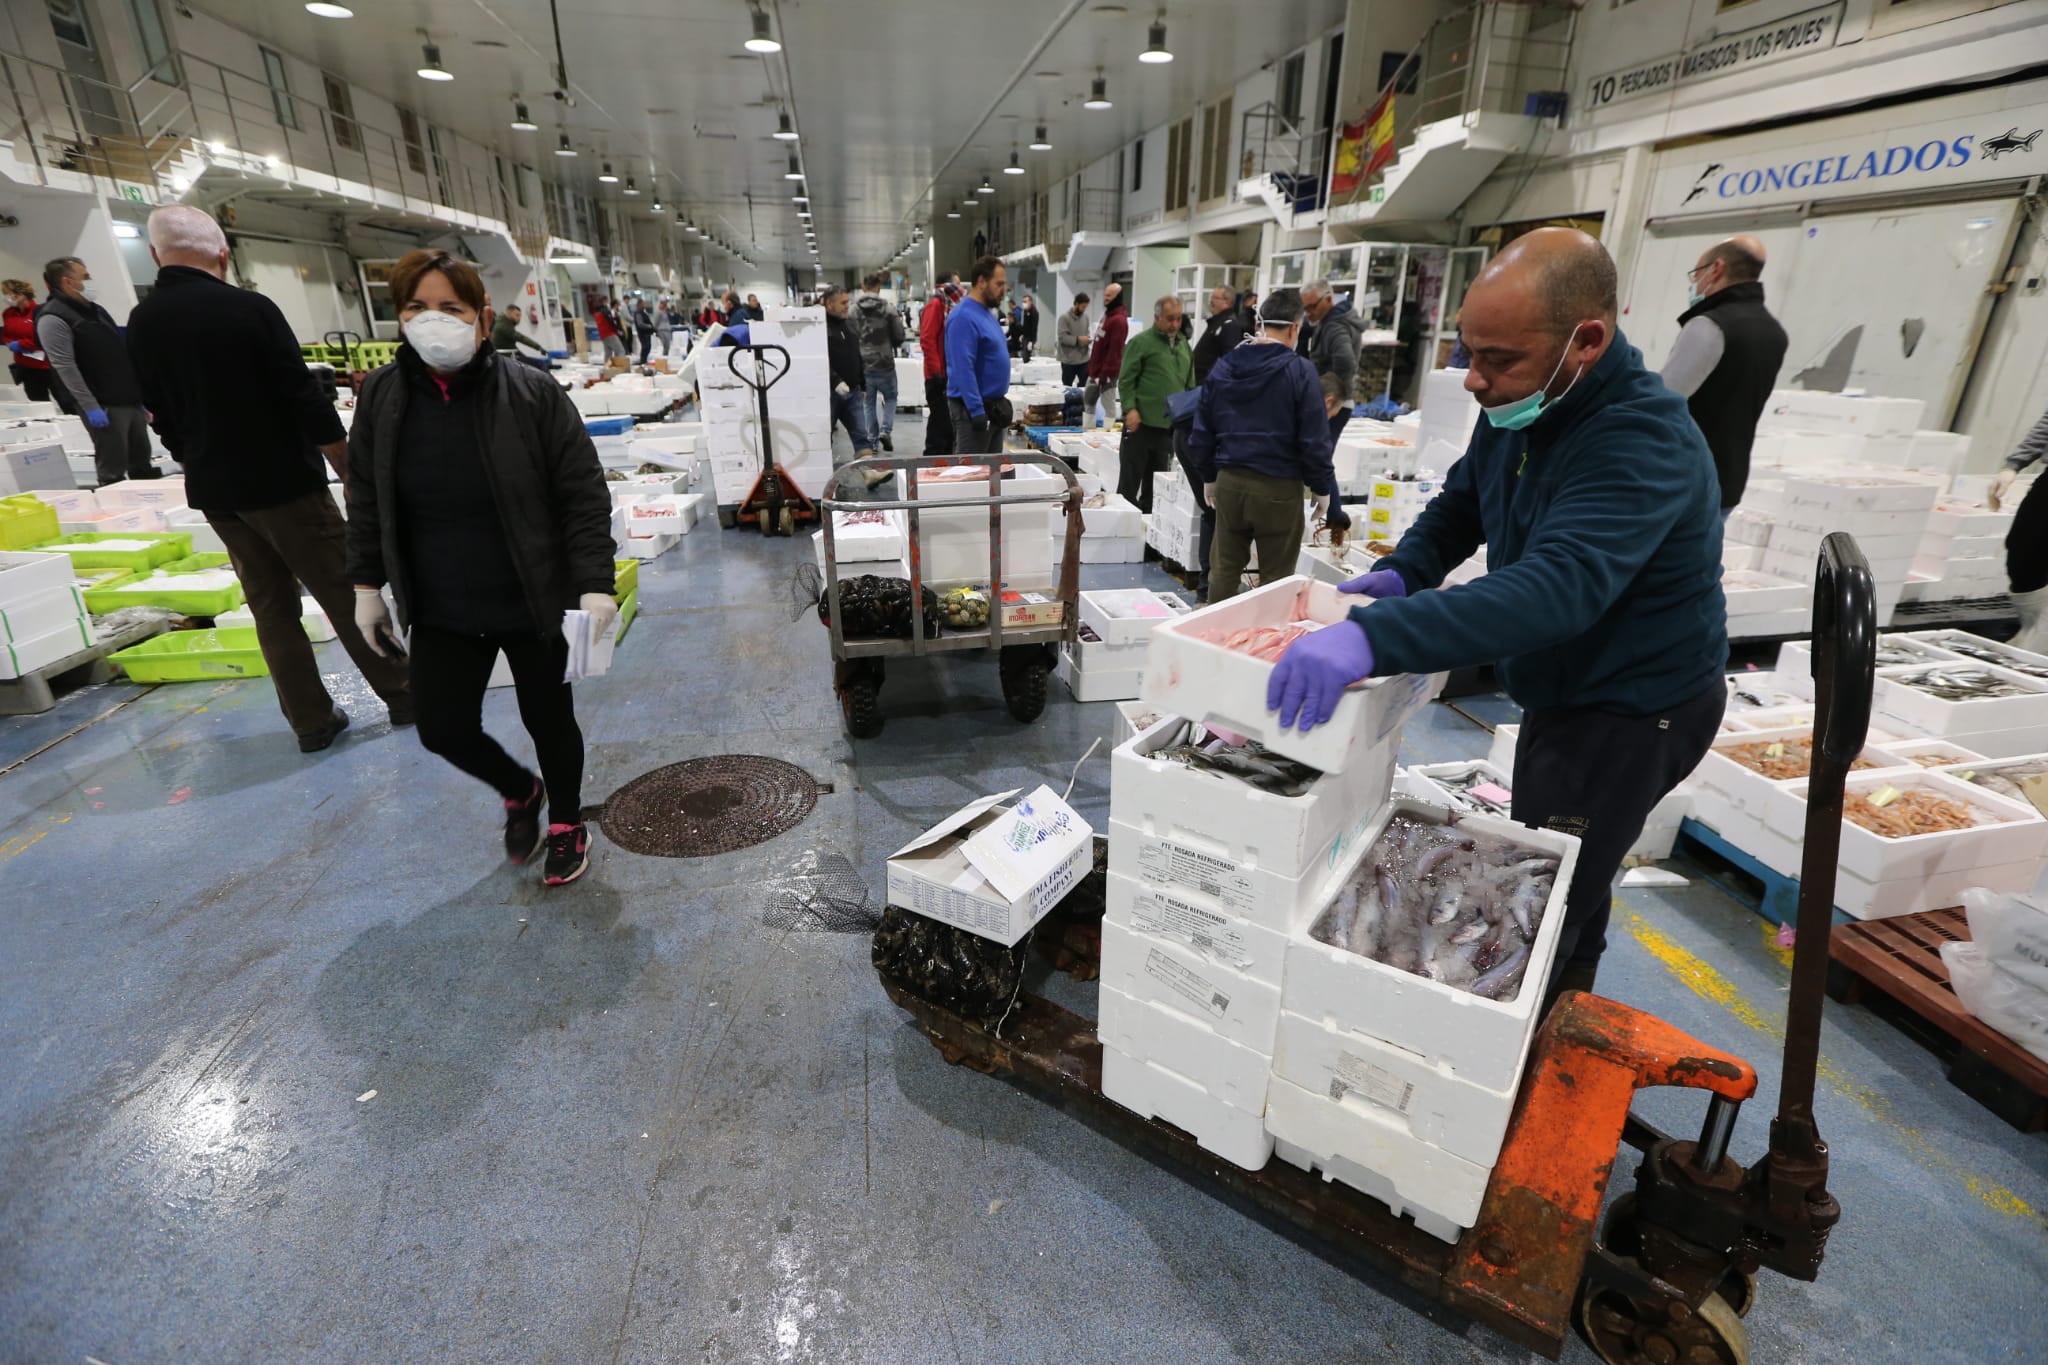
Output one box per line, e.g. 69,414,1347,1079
1105,871,1288,983
1100,918,1281,1051
27,487,95,517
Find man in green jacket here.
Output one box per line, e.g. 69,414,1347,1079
490,303,548,366
1117,294,1193,512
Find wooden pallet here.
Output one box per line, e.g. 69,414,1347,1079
0,619,169,716
1828,908,2048,1132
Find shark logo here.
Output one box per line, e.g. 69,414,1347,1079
1981,127,2041,160
1682,162,1723,206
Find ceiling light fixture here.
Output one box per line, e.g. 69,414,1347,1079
1029,125,1052,151
510,101,537,131
946,210,961,218
791,193,809,204
555,134,576,157
111,222,140,239
548,251,588,264
1085,73,1113,109
744,4,781,54
978,176,995,194
416,43,453,81
651,200,664,213
1004,151,1025,175
773,111,798,142
304,2,353,17
623,177,639,195
598,162,619,183
1140,13,1173,63
784,154,804,181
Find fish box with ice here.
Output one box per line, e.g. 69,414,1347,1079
1141,575,1445,775
1280,798,1579,1094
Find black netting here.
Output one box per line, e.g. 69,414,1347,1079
762,850,880,933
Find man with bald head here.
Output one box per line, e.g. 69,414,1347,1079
1268,228,1726,1005
1661,234,1787,512
127,205,411,752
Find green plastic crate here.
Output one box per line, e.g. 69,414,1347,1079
110,627,269,681
613,558,640,601
32,531,193,571
84,567,245,616
0,495,60,550
616,588,639,641
161,552,233,574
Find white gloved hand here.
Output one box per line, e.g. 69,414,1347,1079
834,381,851,396
580,591,620,637
1991,467,2018,511
1312,492,1332,518
354,586,393,657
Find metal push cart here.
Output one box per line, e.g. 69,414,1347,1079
877,534,1877,1362
818,452,1083,738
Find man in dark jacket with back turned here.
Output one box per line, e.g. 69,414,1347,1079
1268,230,1727,1009
1186,288,1342,602
1660,234,1787,512
126,206,410,752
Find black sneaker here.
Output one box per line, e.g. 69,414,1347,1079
503,776,545,864
879,433,893,452
299,707,350,753
543,823,591,886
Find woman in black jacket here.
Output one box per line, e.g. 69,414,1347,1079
347,250,617,886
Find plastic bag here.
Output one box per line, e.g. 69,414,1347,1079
1939,941,2048,1064
1959,887,2048,994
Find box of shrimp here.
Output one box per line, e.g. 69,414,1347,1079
1140,575,1446,775
1782,768,2048,886
1691,726,1915,832
1279,798,1580,1095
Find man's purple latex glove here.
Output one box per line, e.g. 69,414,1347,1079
1268,620,1375,732
1339,568,1407,598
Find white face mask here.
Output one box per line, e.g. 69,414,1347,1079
404,310,480,371
78,280,98,302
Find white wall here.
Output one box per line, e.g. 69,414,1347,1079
0,186,135,321
1122,126,1167,231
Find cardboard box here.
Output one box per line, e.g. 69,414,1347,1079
999,590,1063,628
885,785,1093,946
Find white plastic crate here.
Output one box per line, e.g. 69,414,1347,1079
1141,575,1445,774
1079,588,1189,646
1872,664,2048,740
1100,983,1272,1114
1101,1045,1273,1171
1398,760,1514,819
1783,769,2048,884
1054,647,1143,702
1280,798,1579,1094
1264,1073,1488,1244
1099,917,1281,1054
1104,870,1292,988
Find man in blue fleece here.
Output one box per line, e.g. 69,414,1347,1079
945,255,1012,456
1269,229,1727,1004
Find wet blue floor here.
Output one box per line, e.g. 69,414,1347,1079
3,419,2044,1363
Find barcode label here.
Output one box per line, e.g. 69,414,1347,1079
1133,837,1256,914
1143,948,1230,1020
1129,888,1256,970
1331,1049,1414,1114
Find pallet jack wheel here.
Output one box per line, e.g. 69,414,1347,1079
998,645,1050,724
1575,1268,1750,1365
779,505,796,537
1598,1193,1757,1319
838,659,884,739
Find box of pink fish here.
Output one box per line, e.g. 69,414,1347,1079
1140,575,1446,775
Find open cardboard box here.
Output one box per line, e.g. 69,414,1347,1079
886,785,1093,946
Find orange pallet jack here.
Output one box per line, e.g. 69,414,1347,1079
880,534,1873,1362
727,342,818,537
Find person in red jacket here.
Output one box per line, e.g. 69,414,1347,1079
591,302,625,360
1084,283,1128,429
2,279,55,404
920,282,961,455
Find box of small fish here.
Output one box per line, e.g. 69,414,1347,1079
1141,575,1445,774
1398,761,1515,819
1872,661,2048,746
1782,769,2048,885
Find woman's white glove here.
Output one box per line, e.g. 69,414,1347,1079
1312,492,1332,518
354,587,394,657
580,591,619,637
1991,467,2018,511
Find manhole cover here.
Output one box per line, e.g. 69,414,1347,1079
601,755,819,857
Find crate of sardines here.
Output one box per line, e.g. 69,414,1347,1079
1872,662,2048,754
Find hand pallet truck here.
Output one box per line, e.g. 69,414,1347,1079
728,342,818,538
877,533,1875,1362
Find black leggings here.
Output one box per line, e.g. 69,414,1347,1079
2008,474,2048,594
409,624,585,825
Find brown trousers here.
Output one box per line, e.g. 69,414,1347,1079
206,487,410,738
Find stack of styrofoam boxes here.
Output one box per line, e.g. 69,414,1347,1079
1101,575,1444,1173
0,439,73,499
1721,570,1809,639
612,469,688,560
748,313,835,497
1049,430,1120,492
1762,472,1937,629
1059,588,1186,702
912,462,1059,589
811,508,908,582
1722,507,1774,573
700,354,763,505
1414,368,1478,465
1756,389,1926,452
1355,473,1438,549
0,550,95,680
1069,492,1145,564
161,506,227,553
1904,500,2012,605
1014,357,1061,386
1905,429,1972,485
1145,464,1205,570
893,356,925,410
1871,644,2048,759
85,476,190,534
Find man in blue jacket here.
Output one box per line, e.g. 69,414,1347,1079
1269,229,1728,1005
945,255,1011,456
1186,287,1347,601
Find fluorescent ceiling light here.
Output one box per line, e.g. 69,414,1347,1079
111,222,140,239
555,134,576,157
1004,151,1025,175
978,177,995,194
417,44,453,81
510,101,537,131
304,2,353,17
598,162,618,183
963,198,978,207
784,154,804,181
946,211,961,218
1029,125,1052,151
791,194,808,203
773,112,798,141
1140,17,1173,63
1085,74,1112,109
209,140,227,154
651,201,664,213
623,177,639,195
548,253,587,263
744,6,781,53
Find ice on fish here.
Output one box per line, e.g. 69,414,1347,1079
1307,815,1560,1001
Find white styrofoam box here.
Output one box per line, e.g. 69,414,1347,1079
1071,632,1150,673
1873,663,2048,739
1769,523,1923,569
1115,699,1163,745
1905,631,2048,679
218,595,336,643
1909,430,1972,477
27,486,94,518
1486,722,1518,776
1859,432,1918,467
1265,1074,1487,1244
1105,870,1292,989
1783,472,1938,517
1273,1009,1516,1169
1724,508,1775,547
1080,588,1189,647
1101,1045,1273,1171
1399,759,1514,819
617,532,677,560
0,401,59,421
1074,493,1143,539
1720,570,1806,614
1691,726,1913,832
1054,646,1143,702
1109,715,1398,907
618,470,688,497
0,585,88,644
1079,534,1146,564
0,550,72,606
1834,858,2040,921
816,509,906,564
1632,788,1691,860
1282,798,1579,1094
1727,608,1811,639
1888,738,1989,769
1783,769,2048,883
1722,544,1764,572
0,441,72,494
1100,983,1272,1120
1142,575,1444,775
1760,390,1924,436
96,476,187,509
1730,666,1813,712
160,507,227,554
1922,501,2009,541
624,498,687,536
1100,917,1281,1054
0,618,91,678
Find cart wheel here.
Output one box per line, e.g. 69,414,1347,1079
1575,1267,1750,1365
779,506,796,537
1720,1269,1758,1319
841,668,884,739
999,653,1050,723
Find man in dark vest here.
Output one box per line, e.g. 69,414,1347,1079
1659,235,1787,514
36,256,157,485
